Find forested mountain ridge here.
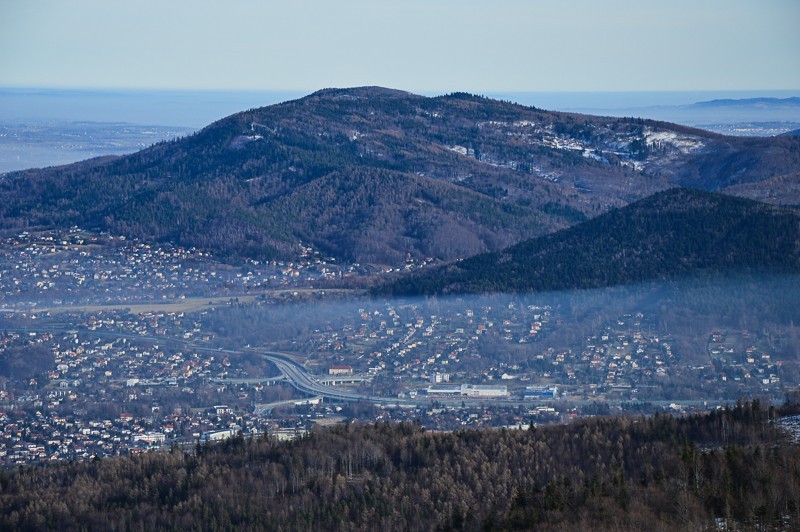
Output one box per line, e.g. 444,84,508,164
2,87,799,263
385,188,800,295
1,402,797,530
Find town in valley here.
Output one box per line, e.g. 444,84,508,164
1,228,794,465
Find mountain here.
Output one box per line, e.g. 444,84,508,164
1,87,799,263
385,188,800,295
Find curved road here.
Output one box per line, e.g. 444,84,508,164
258,351,371,402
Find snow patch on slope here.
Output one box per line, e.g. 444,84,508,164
645,128,704,154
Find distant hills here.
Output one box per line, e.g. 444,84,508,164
691,96,800,109
384,188,800,295
1,87,799,263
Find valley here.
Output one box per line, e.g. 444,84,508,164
1,88,799,529
4,0,799,527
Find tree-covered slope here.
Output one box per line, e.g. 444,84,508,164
1,87,799,263
0,403,796,530
386,188,800,295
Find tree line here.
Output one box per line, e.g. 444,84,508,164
1,401,798,530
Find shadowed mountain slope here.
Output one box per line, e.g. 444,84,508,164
385,188,800,295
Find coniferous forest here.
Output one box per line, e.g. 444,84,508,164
1,401,798,531
384,188,800,296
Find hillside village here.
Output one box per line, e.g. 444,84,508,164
0,228,361,309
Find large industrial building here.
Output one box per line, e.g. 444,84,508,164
424,384,508,398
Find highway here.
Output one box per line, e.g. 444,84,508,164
258,351,372,402
209,376,287,385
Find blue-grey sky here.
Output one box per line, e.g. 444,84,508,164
1,0,798,93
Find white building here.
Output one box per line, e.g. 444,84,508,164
425,384,508,398
132,432,166,445
460,384,508,398
201,428,235,441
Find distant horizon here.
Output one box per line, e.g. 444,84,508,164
4,85,799,98
2,86,800,128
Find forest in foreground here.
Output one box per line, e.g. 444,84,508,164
1,401,798,531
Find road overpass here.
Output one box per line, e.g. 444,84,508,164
258,352,371,402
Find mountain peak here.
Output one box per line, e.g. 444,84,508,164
306,86,418,100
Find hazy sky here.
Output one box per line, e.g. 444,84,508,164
1,0,798,93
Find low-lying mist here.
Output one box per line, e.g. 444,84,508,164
201,273,800,363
